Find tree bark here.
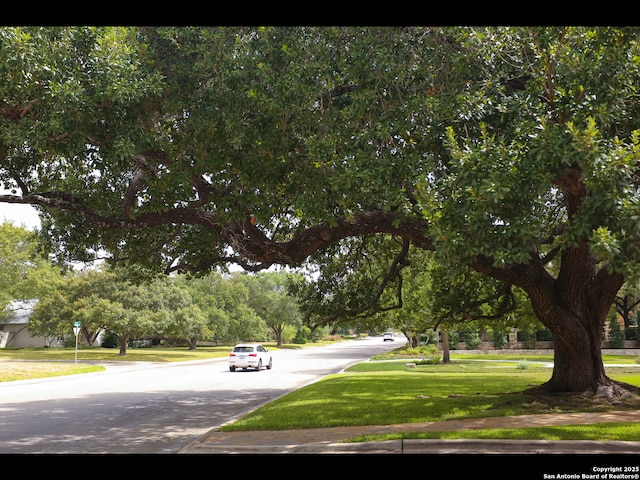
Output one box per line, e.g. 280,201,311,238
471,244,640,401
118,334,129,356
441,330,451,364
541,309,606,393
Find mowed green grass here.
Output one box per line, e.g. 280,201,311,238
2,344,639,442
220,354,640,442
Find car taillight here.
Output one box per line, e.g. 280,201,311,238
230,353,236,357
249,353,257,357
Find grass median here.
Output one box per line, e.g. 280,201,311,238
219,352,640,442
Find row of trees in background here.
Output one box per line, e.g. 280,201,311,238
28,268,316,356
2,222,638,356
1,221,318,355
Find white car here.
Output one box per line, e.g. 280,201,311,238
229,343,273,372
383,332,394,342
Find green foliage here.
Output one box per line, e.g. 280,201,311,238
624,328,639,341
608,318,625,348
404,343,441,364
292,326,310,344
27,267,306,351
460,326,482,350
0,222,64,312
241,271,303,345
517,327,539,349
448,331,460,349
101,331,119,348
5,27,640,391
491,328,508,349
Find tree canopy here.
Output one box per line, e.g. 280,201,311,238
0,222,63,313
2,26,640,400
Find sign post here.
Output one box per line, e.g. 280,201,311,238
73,321,80,364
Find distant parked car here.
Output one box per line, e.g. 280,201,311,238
229,343,273,371
383,332,394,342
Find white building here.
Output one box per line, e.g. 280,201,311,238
0,300,60,348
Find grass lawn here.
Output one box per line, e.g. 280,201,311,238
219,351,640,442
0,361,105,381
2,343,639,442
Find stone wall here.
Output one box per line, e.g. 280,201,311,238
440,340,639,351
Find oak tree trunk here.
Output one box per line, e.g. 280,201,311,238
543,310,606,393
472,243,640,401
525,276,640,401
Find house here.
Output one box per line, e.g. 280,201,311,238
0,300,60,348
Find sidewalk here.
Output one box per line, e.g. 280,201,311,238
180,409,640,454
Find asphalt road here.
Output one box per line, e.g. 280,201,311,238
0,336,403,454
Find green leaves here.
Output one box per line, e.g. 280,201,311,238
0,223,63,311
4,26,640,303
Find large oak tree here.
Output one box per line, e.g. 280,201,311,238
2,26,640,400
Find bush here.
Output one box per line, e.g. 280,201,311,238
460,327,481,350
101,331,119,348
491,330,507,349
406,344,441,364
608,318,625,348
292,326,310,344
448,331,459,349
536,328,554,341
517,329,538,349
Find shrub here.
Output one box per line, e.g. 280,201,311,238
536,328,554,341
491,330,507,349
101,331,119,348
517,329,538,349
292,327,309,344
448,331,459,349
608,318,625,348
413,344,441,364
460,327,481,350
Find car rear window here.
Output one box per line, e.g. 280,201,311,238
233,346,254,353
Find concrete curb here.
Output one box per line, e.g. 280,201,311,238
181,438,640,454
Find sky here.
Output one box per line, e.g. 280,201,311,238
0,202,41,230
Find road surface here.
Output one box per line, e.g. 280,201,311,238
0,335,403,453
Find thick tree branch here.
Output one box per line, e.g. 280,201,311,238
309,237,411,329
1,190,434,270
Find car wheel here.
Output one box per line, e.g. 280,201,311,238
256,359,262,371
267,358,272,370
229,366,235,372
